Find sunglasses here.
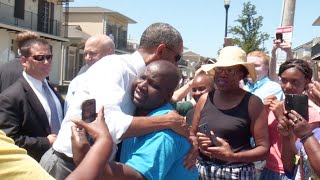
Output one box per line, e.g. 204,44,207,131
31,55,53,61
166,46,182,62
214,67,238,75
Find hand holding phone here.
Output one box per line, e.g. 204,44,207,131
81,99,97,144
82,99,96,123
276,33,283,43
285,94,308,121
198,123,221,146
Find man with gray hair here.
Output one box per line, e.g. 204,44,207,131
64,34,115,113
41,22,191,179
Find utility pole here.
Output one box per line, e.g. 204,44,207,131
281,0,296,27
269,0,296,81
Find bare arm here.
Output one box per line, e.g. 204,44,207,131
171,80,193,102
269,42,279,82
120,111,189,140
282,43,294,60
102,162,145,180
280,111,319,175
190,93,208,136
269,41,293,82
281,132,297,175
301,135,320,176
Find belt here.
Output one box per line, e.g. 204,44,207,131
53,150,74,163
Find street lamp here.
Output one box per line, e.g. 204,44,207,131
224,0,230,37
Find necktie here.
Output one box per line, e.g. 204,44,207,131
42,81,60,134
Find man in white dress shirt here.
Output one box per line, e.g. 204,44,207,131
77,34,115,75
40,22,190,179
64,34,115,113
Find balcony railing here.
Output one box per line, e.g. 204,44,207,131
0,2,65,37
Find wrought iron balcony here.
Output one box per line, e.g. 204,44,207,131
0,2,65,37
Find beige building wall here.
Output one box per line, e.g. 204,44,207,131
68,13,104,35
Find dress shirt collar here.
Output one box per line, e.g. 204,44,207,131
247,76,269,89
22,71,46,92
131,51,146,76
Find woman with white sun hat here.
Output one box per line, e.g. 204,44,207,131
190,46,270,179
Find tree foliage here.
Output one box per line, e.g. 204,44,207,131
229,2,270,53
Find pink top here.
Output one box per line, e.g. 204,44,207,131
265,105,320,173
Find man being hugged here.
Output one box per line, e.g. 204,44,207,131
120,60,198,179
72,60,198,179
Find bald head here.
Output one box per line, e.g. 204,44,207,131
132,60,180,110
146,60,180,93
84,34,115,66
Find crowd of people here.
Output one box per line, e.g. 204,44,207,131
1,22,320,180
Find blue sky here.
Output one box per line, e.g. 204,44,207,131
70,0,319,58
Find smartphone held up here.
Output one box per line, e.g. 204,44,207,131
285,94,309,121
81,99,97,123
81,99,97,144
276,33,283,43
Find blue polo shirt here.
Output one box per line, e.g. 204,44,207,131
120,103,198,180
245,76,284,101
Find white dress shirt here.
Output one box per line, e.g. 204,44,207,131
53,51,146,158
22,71,63,127
64,73,85,114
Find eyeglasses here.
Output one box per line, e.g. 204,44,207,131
214,67,238,75
31,55,53,61
166,46,182,62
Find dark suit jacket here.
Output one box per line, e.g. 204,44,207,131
0,76,64,161
0,57,23,93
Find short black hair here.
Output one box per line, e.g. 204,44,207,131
139,23,183,50
278,59,312,80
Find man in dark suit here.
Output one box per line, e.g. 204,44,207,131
0,58,23,93
0,38,64,162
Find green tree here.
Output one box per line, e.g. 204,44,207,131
229,2,270,53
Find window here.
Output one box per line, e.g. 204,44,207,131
14,0,25,19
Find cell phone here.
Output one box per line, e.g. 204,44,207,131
276,33,283,43
285,94,308,121
198,123,221,146
81,99,96,144
81,99,96,123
